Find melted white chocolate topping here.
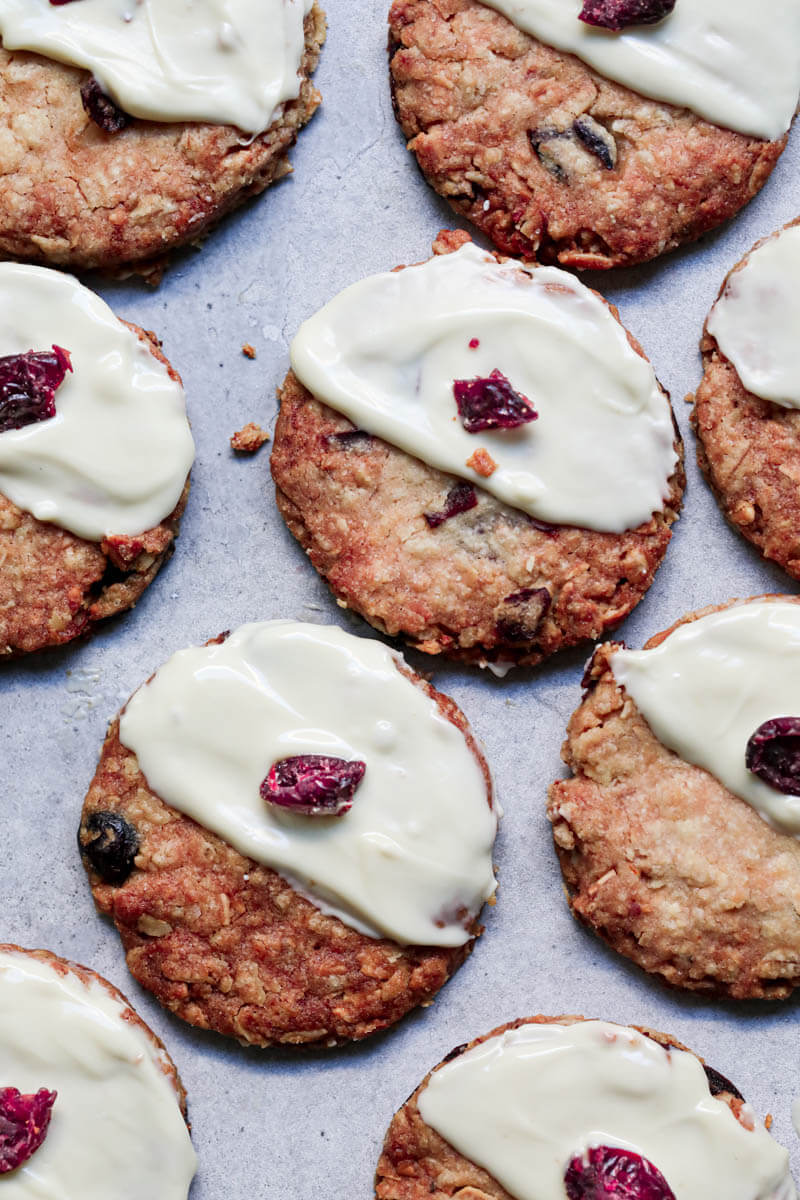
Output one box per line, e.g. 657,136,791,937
418,1020,795,1200
290,243,676,534
480,0,800,140
612,600,800,835
0,264,194,542
118,621,497,946
707,225,800,409
0,0,312,134
0,948,197,1199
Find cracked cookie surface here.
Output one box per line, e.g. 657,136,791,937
388,0,786,269
0,6,324,277
0,324,188,658
78,655,493,1047
548,597,800,1000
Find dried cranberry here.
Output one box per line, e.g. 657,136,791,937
324,430,373,449
703,1064,744,1101
0,1088,56,1174
468,338,480,349
453,369,537,433
80,811,140,884
424,481,478,528
261,755,366,816
745,717,800,794
578,0,675,31
565,1146,675,1199
0,346,71,434
80,77,131,134
495,586,551,643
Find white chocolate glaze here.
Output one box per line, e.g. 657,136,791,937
480,0,800,140
418,1020,795,1200
707,225,800,409
611,600,800,835
0,0,312,134
290,243,676,534
0,948,196,1199
0,264,194,542
118,620,497,946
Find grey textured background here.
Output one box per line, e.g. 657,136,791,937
2,2,800,1194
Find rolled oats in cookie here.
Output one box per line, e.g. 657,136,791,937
272,235,683,666
548,595,800,999
0,264,193,657
693,220,800,579
0,945,196,1198
0,0,324,273
79,620,497,1045
375,1016,795,1200
388,0,795,268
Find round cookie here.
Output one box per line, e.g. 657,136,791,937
375,1015,791,1200
692,218,800,580
0,267,193,658
271,233,684,669
0,5,324,278
548,595,800,1000
388,0,789,270
0,943,196,1197
78,622,496,1047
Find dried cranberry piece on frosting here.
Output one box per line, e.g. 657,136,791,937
80,78,132,134
0,1088,57,1173
578,0,676,30
745,717,800,795
0,346,71,434
424,481,478,528
453,369,538,433
565,1146,676,1199
261,755,366,815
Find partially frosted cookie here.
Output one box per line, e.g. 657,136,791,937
549,595,800,999
0,1,324,277
78,620,497,1046
389,0,797,269
692,219,800,579
271,233,683,668
0,265,194,657
0,944,196,1198
375,1016,795,1200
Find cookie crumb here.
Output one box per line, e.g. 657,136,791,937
230,422,270,453
242,343,257,359
765,1113,773,1130
466,447,497,477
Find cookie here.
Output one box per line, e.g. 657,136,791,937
388,0,792,269
78,620,497,1047
0,3,324,277
0,265,194,657
0,944,196,1196
548,595,800,1000
375,1015,793,1200
692,218,800,579
271,233,684,668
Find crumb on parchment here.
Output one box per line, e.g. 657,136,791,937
242,343,257,359
230,422,270,453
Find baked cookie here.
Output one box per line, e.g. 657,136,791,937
79,620,497,1047
271,233,683,668
692,218,800,579
388,0,796,269
549,595,800,1000
0,2,324,277
375,1015,794,1200
0,944,196,1196
0,265,194,657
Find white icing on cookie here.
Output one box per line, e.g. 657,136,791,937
611,600,800,835
480,0,800,140
707,225,800,409
290,243,676,534
118,620,497,946
0,948,196,1199
0,0,312,134
0,264,194,542
418,1020,795,1200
